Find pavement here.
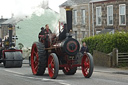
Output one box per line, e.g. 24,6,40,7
94,66,128,75
23,59,128,75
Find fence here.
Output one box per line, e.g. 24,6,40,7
117,53,128,66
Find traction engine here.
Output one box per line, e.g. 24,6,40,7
0,24,23,68
31,7,94,79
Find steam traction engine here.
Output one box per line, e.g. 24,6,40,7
31,7,94,79
0,24,23,68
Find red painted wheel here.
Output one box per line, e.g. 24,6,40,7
81,53,93,78
48,53,59,79
63,67,77,75
31,42,46,75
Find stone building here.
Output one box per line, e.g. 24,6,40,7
60,0,128,40
90,0,128,34
0,17,8,38
0,17,21,39
59,0,91,42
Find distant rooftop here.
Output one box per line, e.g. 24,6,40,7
2,17,23,25
59,0,90,7
0,19,8,24
90,0,107,3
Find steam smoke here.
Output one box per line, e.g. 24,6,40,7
0,0,48,18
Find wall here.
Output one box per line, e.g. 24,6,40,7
93,50,112,67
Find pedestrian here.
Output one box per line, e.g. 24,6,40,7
0,38,2,58
80,42,89,54
0,38,2,47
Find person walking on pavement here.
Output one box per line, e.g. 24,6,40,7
80,42,89,54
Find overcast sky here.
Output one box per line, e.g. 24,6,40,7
0,0,67,18
0,0,104,18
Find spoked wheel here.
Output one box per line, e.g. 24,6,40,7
63,67,77,75
31,42,46,75
48,53,59,79
81,53,93,78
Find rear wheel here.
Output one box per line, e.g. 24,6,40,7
48,53,59,79
81,53,93,78
31,42,46,75
63,67,77,75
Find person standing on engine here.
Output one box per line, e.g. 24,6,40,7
44,24,52,34
38,27,44,41
38,24,52,48
80,42,89,54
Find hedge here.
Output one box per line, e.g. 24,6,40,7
82,32,128,54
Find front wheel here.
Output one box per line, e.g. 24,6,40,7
81,53,94,78
63,67,77,75
48,53,59,79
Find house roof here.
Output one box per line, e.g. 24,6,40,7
2,17,23,25
90,0,107,3
59,0,90,7
0,19,8,27
90,0,116,3
0,19,8,24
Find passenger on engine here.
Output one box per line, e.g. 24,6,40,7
38,24,52,48
44,24,52,34
38,27,44,41
38,24,52,40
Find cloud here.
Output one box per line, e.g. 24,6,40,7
0,0,48,18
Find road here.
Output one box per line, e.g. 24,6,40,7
0,62,128,85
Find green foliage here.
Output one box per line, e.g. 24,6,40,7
82,32,128,54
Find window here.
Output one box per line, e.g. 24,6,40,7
75,31,77,39
107,5,113,25
82,31,85,38
119,4,126,25
74,10,77,25
96,6,102,26
81,9,85,25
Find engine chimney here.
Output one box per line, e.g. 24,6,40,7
8,24,13,44
65,6,72,33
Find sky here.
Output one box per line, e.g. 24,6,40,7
0,0,67,18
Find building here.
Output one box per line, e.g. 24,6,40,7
0,17,22,39
90,0,128,34
59,0,128,41
59,0,91,42
0,17,8,38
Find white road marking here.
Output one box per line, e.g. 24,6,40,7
3,69,71,85
4,69,24,75
14,74,71,85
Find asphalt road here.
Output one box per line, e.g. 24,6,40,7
0,62,128,85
